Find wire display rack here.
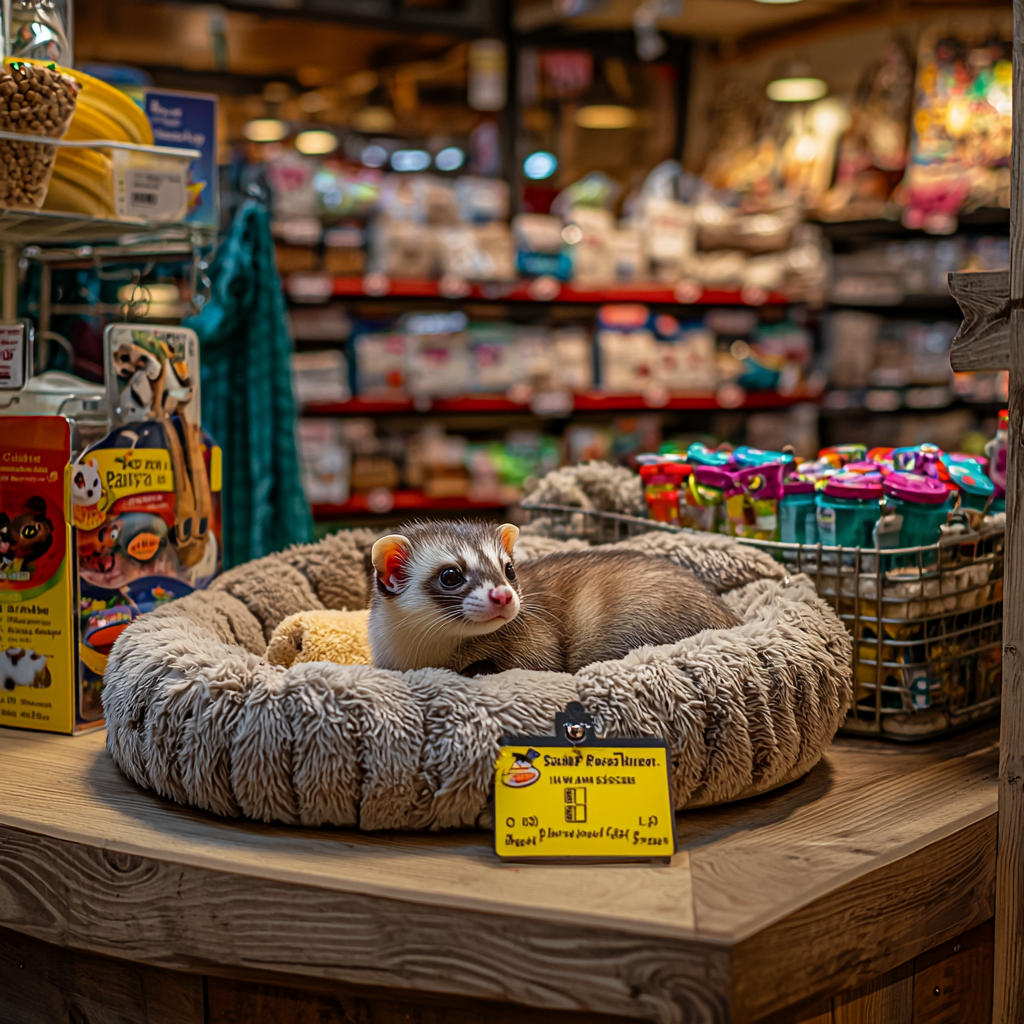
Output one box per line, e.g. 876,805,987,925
520,502,1004,741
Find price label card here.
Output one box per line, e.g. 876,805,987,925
115,166,187,222
494,703,676,861
0,322,26,389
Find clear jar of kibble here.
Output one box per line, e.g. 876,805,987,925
0,60,77,210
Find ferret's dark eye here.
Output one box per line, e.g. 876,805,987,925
504,563,516,581
438,567,464,589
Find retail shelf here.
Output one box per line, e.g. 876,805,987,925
814,208,1009,243
287,273,791,306
0,209,200,245
312,490,511,519
822,387,1006,415
827,290,961,312
303,389,818,417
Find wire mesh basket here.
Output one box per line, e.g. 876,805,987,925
520,502,1004,741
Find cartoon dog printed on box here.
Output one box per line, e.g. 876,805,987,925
71,458,107,530
0,496,54,575
1,647,50,689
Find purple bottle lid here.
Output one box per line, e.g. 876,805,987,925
823,471,883,500
883,471,951,505
692,464,733,490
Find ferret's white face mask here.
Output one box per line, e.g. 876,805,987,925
371,523,521,640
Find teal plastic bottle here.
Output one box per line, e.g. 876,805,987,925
815,472,883,547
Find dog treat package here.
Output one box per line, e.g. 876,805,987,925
72,324,222,722
0,416,81,733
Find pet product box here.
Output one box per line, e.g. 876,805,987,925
0,416,81,732
0,323,223,735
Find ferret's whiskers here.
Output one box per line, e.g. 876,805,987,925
407,607,465,666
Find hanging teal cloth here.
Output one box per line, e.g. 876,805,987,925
184,198,312,567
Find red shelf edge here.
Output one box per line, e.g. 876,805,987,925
303,390,819,416
315,276,790,306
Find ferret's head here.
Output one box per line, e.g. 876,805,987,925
371,520,521,644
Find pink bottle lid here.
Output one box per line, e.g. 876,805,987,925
823,471,883,500
883,471,951,505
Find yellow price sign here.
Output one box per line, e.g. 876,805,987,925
493,737,676,861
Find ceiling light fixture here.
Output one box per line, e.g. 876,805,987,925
391,149,431,172
575,104,637,129
295,130,338,155
243,118,288,142
360,144,389,168
435,146,465,171
353,105,396,133
523,150,558,179
766,77,828,102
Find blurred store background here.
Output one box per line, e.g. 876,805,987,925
47,0,1012,532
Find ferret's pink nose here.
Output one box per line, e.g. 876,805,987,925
489,586,513,607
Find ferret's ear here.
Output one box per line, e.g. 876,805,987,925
498,523,519,556
371,535,411,592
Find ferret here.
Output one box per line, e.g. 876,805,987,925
368,520,740,675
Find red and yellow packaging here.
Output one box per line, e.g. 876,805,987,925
0,416,82,733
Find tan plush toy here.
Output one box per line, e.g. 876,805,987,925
265,608,373,668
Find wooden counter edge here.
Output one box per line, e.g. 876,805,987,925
0,809,1000,1024
0,822,731,1024
730,813,998,1023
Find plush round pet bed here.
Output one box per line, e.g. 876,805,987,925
103,467,853,830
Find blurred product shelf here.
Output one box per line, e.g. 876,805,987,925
311,490,509,520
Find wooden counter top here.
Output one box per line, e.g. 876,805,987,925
0,725,998,1024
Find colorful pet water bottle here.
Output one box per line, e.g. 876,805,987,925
780,475,818,544
818,444,867,469
638,454,690,524
937,453,994,513
687,463,730,532
732,445,795,469
815,471,884,547
942,462,994,512
882,471,955,547
723,462,784,540
686,442,733,467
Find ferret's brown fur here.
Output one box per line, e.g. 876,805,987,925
368,520,740,675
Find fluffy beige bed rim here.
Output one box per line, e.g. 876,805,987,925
103,510,853,831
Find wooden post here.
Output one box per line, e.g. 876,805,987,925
993,1,1024,1018
2,242,17,322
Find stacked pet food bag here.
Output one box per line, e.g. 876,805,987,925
638,413,1006,551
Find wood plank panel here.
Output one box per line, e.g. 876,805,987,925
205,975,646,1024
832,962,912,1024
0,925,204,1024
689,740,999,940
948,270,1009,372
995,3,1024,1020
0,823,729,1024
729,816,997,1023
913,919,994,1024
